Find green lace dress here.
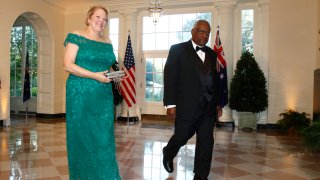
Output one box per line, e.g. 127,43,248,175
64,33,121,180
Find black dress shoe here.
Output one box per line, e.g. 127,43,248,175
162,157,173,173
193,174,208,180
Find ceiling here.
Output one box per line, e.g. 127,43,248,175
41,0,221,12
42,0,158,12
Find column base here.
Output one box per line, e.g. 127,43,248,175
117,116,139,123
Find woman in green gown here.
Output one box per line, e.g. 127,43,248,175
63,5,121,180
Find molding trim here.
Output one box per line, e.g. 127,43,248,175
36,113,66,118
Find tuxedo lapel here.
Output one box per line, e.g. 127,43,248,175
183,40,202,78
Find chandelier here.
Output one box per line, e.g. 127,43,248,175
148,0,163,24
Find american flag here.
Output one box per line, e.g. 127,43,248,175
214,29,228,107
120,35,136,108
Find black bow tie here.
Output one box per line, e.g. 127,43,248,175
196,46,206,52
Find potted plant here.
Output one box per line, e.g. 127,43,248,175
277,109,312,136
301,121,320,151
229,50,268,131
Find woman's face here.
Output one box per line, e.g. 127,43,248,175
88,8,108,33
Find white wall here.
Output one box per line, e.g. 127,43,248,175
318,0,320,69
268,0,317,123
0,0,65,125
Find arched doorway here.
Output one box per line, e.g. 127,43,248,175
9,12,53,125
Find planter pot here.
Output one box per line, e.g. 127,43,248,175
238,112,257,131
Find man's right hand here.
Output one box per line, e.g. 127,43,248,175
166,107,176,120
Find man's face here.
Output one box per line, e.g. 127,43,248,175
191,22,211,46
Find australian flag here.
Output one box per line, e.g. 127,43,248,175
23,51,31,102
214,29,228,107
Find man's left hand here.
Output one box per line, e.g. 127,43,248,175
217,106,223,118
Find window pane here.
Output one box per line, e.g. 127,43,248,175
15,54,22,69
182,14,196,31
155,33,168,50
154,72,163,85
146,58,154,82
197,13,211,22
144,58,166,102
16,69,22,84
154,87,162,101
16,83,22,96
154,58,163,72
109,18,119,61
182,32,191,42
169,32,182,47
143,17,156,33
169,15,182,32
109,18,119,34
145,86,153,102
241,9,254,52
242,10,254,28
155,15,169,33
110,35,118,50
10,84,15,96
143,34,156,50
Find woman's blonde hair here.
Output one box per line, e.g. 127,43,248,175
85,5,108,26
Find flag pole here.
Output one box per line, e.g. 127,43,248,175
126,29,131,133
127,109,129,133
120,30,137,129
26,101,28,124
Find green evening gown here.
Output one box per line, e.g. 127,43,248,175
64,33,121,180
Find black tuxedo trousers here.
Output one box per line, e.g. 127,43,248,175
163,97,216,177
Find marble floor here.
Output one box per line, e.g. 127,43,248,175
1,116,320,180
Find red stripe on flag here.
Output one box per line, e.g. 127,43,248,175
121,76,136,103
120,34,136,108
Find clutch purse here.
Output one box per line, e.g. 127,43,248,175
104,71,125,82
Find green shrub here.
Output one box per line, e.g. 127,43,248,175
277,109,312,134
229,50,268,113
301,122,320,151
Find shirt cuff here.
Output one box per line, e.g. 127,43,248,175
165,105,176,109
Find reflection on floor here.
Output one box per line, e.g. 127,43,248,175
1,116,320,180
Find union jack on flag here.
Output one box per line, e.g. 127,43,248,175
214,29,228,107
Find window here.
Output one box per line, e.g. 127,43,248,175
241,9,254,52
143,12,212,102
109,18,119,60
145,58,166,102
143,13,211,50
10,21,38,98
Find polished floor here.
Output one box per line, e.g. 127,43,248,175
1,116,320,180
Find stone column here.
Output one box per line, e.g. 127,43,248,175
257,0,270,125
118,10,141,121
214,0,236,125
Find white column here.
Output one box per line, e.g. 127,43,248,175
214,0,236,123
0,13,11,126
118,10,141,120
257,0,270,124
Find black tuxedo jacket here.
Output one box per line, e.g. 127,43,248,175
163,40,221,120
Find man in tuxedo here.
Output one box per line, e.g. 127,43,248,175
162,20,222,180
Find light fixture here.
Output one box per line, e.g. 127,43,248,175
148,0,163,24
